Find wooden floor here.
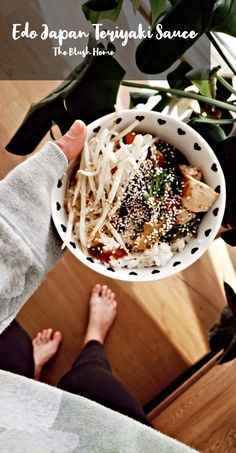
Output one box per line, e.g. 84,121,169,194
152,359,236,453
0,81,236,407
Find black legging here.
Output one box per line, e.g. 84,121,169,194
0,321,150,426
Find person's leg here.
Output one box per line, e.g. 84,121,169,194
58,285,151,426
0,319,35,377
0,320,62,379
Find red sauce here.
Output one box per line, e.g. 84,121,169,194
156,150,165,167
88,243,127,263
124,132,136,145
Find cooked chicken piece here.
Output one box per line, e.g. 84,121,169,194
182,174,219,213
179,164,202,181
175,208,196,225
133,222,155,251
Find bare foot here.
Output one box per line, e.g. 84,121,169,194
84,284,117,345
33,328,62,379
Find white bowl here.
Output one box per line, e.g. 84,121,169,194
52,110,226,282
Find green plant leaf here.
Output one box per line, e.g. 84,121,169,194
152,94,170,112
129,92,153,108
186,66,220,98
210,0,236,36
163,62,194,113
150,0,167,26
215,137,236,228
189,121,226,150
128,63,194,115
123,80,236,113
216,73,236,96
216,76,233,102
129,92,170,112
136,0,216,74
218,109,235,136
167,61,193,90
192,115,236,126
6,50,125,155
82,0,123,23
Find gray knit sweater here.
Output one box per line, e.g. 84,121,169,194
0,143,198,453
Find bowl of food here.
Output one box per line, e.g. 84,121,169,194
52,110,226,281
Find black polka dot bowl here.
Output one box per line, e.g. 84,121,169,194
51,110,226,282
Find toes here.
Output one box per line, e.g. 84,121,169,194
38,329,52,343
92,284,102,296
106,289,116,304
45,328,53,341
101,285,108,297
53,331,62,344
107,289,112,298
42,329,49,343
91,285,116,302
33,331,43,346
36,332,42,344
32,337,39,346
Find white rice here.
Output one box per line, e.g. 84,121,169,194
109,235,192,269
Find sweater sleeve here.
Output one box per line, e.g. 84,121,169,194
0,142,68,333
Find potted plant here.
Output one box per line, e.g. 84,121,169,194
6,0,236,244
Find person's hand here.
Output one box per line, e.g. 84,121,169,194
56,120,87,161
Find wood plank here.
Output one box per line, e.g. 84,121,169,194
152,360,236,453
148,351,222,420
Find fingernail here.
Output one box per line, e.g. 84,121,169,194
69,120,86,137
